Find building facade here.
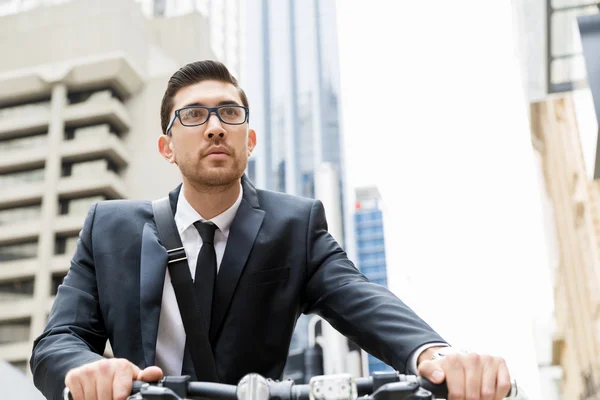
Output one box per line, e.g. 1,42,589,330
530,94,600,400
241,0,357,378
0,0,215,371
354,187,393,374
242,0,344,205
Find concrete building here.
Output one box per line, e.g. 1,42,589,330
530,93,600,400
354,187,393,374
134,0,243,80
514,0,600,398
242,0,346,219
0,0,215,371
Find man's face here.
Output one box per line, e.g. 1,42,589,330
161,80,256,187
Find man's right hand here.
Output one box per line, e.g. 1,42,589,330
64,358,163,400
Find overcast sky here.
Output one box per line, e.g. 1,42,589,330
336,1,555,398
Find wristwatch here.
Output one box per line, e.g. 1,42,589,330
431,347,468,360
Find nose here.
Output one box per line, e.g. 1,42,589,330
204,113,227,140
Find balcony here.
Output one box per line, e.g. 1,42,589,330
61,125,129,169
0,134,48,174
0,102,51,139
0,259,37,282
0,220,39,246
0,182,44,210
58,169,127,200
0,300,33,321
51,254,71,275
54,213,86,238
0,341,30,363
63,91,131,134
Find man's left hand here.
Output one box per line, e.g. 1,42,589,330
417,347,512,400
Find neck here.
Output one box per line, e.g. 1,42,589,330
182,178,241,220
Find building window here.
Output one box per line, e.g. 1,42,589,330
0,241,37,262
58,196,105,216
64,123,120,141
51,273,67,296
62,159,119,178
0,100,51,120
0,168,45,189
0,318,30,345
0,132,48,151
55,235,79,256
0,278,34,302
67,87,123,105
0,204,42,226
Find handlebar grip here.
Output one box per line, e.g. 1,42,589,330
63,381,152,400
417,377,519,399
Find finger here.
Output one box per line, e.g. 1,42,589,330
443,355,466,400
417,360,446,384
95,360,113,400
480,357,498,400
465,353,483,400
495,360,512,400
80,365,98,400
113,359,140,400
139,366,164,382
65,369,85,400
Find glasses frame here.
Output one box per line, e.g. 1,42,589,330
166,105,250,136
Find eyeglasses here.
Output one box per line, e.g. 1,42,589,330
166,105,249,135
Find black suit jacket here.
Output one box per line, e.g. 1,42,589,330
31,176,445,399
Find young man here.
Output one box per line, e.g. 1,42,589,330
31,60,512,400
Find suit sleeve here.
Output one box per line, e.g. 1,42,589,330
30,203,107,400
304,199,447,373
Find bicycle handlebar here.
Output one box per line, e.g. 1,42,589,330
64,371,519,400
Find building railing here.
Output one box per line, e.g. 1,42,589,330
0,101,51,120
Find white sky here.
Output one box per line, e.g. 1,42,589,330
336,1,554,398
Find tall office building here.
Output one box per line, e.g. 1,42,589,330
242,0,344,203
241,0,356,378
0,0,215,371
354,187,393,374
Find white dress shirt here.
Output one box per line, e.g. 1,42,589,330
154,185,243,376
152,184,444,376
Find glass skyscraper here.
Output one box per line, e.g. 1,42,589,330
242,0,350,379
354,187,393,374
243,0,344,201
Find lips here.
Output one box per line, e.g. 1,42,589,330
205,147,230,157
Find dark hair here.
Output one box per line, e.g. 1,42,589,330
160,60,249,135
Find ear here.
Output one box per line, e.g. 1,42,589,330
247,129,257,156
158,135,176,163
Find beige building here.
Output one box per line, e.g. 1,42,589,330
0,0,216,372
530,94,600,400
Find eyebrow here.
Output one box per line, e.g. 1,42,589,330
180,100,241,108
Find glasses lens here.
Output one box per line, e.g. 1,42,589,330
218,106,246,124
180,107,208,125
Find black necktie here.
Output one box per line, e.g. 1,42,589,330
181,221,218,377
193,221,218,326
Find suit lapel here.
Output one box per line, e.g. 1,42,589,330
210,176,265,342
139,185,181,367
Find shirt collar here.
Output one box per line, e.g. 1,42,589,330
174,183,243,239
